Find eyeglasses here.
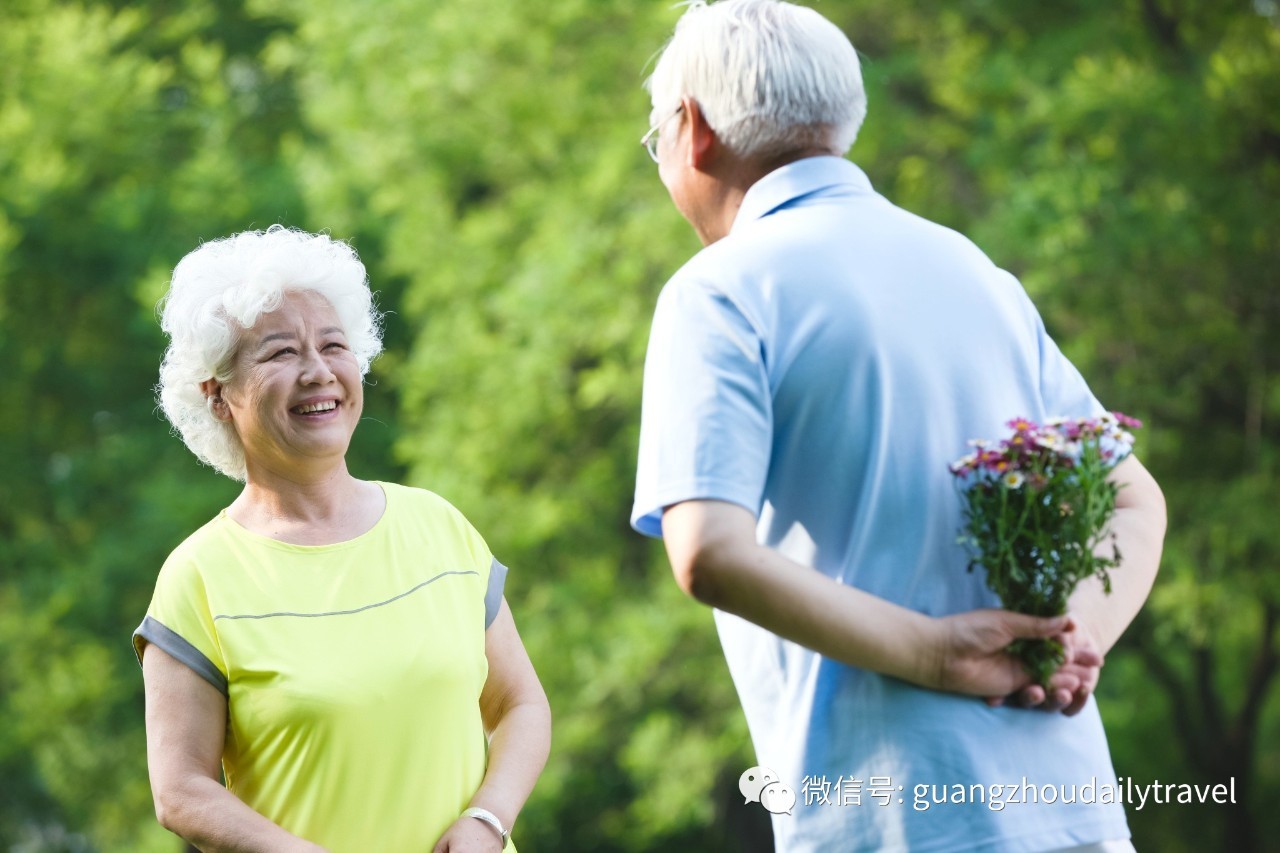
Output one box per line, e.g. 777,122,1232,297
641,105,684,163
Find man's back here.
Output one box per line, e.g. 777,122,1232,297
634,156,1127,851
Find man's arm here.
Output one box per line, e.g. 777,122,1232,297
661,499,1098,701
1070,454,1167,655
1001,454,1167,715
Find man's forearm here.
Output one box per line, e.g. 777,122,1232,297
1068,455,1167,655
677,516,937,684
661,499,1081,699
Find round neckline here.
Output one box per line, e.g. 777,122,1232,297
216,481,391,551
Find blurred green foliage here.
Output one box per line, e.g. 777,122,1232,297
1,0,1276,850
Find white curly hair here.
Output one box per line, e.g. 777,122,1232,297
156,225,383,481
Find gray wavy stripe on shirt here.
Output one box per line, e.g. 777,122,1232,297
212,559,508,627
135,615,228,697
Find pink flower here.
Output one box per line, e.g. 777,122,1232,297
978,450,1006,470
951,411,1143,689
1113,412,1143,430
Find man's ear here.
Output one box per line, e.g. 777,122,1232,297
683,97,721,171
201,379,232,422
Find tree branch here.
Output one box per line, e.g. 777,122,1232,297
1193,644,1226,738
1139,0,1185,55
1235,600,1280,760
1129,620,1214,773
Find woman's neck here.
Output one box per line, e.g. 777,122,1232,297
227,465,386,545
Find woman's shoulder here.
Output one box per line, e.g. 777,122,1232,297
165,510,236,559
377,481,473,526
379,480,451,510
153,511,240,589
378,482,490,553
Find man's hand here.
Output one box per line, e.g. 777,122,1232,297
986,616,1103,716
931,610,1101,714
664,499,1114,712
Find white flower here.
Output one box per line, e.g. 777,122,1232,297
1002,471,1025,489
1035,430,1066,451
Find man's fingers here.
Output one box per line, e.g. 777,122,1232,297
1067,645,1103,667
978,612,1100,715
1059,617,1103,667
1063,691,1091,716
1006,613,1073,640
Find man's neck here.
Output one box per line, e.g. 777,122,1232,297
696,148,836,245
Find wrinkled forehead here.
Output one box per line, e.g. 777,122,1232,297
236,289,345,343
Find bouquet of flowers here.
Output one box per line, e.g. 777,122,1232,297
949,412,1142,686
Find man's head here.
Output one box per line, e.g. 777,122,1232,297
646,0,866,163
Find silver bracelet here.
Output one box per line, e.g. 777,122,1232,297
462,806,510,849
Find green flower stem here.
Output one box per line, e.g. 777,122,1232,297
957,425,1128,688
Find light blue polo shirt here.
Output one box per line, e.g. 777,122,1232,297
632,157,1128,852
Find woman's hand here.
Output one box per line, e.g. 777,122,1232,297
431,816,504,853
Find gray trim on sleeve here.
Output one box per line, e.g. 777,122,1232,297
133,614,228,697
485,558,508,628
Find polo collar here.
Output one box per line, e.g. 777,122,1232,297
731,156,874,235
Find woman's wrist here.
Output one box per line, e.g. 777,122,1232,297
461,806,509,849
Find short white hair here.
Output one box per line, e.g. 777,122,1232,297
647,0,867,160
156,225,383,481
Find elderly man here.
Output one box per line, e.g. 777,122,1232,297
630,1,1165,851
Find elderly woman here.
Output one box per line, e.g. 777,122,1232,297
133,226,550,852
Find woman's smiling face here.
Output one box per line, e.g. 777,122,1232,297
213,290,363,478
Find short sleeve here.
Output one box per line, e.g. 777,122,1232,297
631,277,773,538
1015,284,1106,420
132,552,228,696
1037,323,1105,418
484,558,508,628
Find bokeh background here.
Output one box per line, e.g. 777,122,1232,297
2,0,1277,850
